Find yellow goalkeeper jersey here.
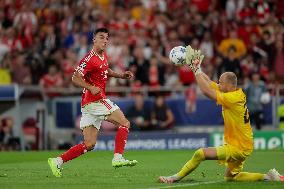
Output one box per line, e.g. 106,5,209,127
211,82,253,152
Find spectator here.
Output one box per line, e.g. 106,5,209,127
148,56,165,87
0,54,11,85
236,1,255,22
0,30,10,62
0,67,11,85
13,3,37,48
190,0,212,14
129,47,149,85
240,55,255,77
39,64,63,97
12,53,32,85
164,65,181,87
244,72,267,130
151,96,174,130
225,0,244,21
200,31,214,60
42,25,60,54
212,12,235,45
22,117,39,150
257,30,275,70
126,93,152,131
218,47,242,80
75,34,91,61
218,30,247,59
0,117,19,151
255,0,270,24
237,18,260,48
59,50,77,87
273,38,284,82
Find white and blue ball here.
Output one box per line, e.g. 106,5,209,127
169,46,186,66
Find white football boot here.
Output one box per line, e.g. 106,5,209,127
48,158,63,177
112,155,138,168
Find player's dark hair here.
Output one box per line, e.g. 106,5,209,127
93,28,109,39
225,72,237,87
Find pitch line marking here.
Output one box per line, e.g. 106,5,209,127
148,180,223,189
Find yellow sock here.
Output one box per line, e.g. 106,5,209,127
177,149,205,179
231,172,265,181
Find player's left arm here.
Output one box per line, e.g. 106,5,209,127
107,68,134,79
195,73,217,101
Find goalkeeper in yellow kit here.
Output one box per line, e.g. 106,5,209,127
159,46,284,183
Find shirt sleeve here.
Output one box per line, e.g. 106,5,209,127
75,59,94,76
210,81,219,91
216,91,239,107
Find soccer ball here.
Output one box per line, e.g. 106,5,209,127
169,46,186,66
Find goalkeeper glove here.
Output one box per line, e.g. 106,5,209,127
185,45,204,75
192,49,204,75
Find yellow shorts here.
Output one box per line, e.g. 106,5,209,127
216,144,252,175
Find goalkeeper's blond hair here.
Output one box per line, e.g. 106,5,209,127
224,72,237,87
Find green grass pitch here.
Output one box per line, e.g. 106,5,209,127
0,150,283,189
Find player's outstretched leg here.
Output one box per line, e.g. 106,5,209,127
159,148,205,183
112,125,138,168
48,142,88,177
230,168,284,181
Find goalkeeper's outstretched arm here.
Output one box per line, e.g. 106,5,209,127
185,45,216,100
195,72,217,101
185,45,212,85
200,72,212,84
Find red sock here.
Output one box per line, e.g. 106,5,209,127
114,126,129,154
60,143,88,163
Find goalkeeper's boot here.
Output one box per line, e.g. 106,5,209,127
266,168,284,181
112,156,138,168
48,158,62,177
159,174,180,183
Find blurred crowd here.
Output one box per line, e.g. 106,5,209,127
0,0,284,90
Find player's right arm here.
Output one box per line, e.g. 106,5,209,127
72,71,100,95
200,72,212,84
186,48,217,100
195,73,217,101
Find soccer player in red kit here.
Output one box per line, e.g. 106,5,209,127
48,28,137,177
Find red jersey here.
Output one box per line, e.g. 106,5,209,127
40,74,63,88
75,49,109,107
